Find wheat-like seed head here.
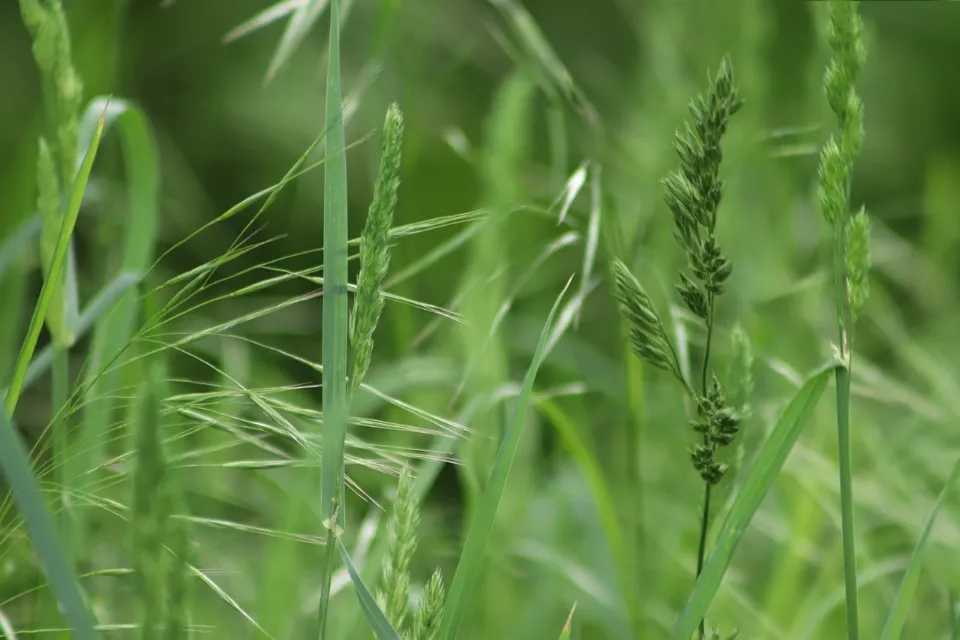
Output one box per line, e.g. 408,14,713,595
611,258,683,382
377,470,419,630
350,103,404,393
409,568,445,640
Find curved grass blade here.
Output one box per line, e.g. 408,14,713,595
0,411,97,637
5,104,107,418
670,360,838,640
336,539,401,640
437,275,573,639
880,456,960,640
75,98,159,553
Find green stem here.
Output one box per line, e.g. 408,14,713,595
695,296,716,640
833,222,860,640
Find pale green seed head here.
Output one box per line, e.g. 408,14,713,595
377,470,419,630
845,206,871,320
410,568,445,640
350,103,404,392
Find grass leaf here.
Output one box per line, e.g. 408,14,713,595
318,0,350,632
265,0,330,83
559,602,576,640
670,360,838,640
0,410,97,637
337,539,401,640
880,456,960,640
4,103,107,418
438,275,573,639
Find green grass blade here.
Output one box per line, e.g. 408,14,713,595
265,0,331,82
880,456,960,640
4,105,107,419
559,603,576,640
318,0,350,632
336,539,401,640
222,0,301,44
438,276,573,639
669,360,838,640
0,410,97,637
79,96,159,472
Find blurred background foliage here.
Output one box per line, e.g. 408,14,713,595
4,0,960,638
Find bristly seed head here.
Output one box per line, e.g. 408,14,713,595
664,55,740,319
377,470,419,631
350,103,404,393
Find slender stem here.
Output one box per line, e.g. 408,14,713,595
833,222,860,640
695,296,716,640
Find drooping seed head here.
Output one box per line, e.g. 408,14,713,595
845,206,871,320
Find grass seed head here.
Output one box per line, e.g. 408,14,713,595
377,470,420,630
612,258,682,380
410,568,445,640
845,206,871,320
350,103,405,392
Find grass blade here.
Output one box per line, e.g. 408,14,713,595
559,603,576,640
0,411,97,637
438,275,573,639
336,539,401,640
265,0,330,82
669,360,838,640
880,456,960,640
4,104,107,418
318,0,350,632
79,96,159,486
223,0,302,44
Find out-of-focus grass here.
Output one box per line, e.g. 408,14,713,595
3,1,960,639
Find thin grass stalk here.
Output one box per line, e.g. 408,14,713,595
318,0,350,634
816,4,869,638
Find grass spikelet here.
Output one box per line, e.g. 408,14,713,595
409,569,445,640
611,257,683,383
816,3,869,638
351,103,404,393
376,470,418,630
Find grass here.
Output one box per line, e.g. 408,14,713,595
4,1,960,639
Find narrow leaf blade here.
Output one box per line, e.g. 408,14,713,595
5,104,108,418
670,361,836,640
880,457,960,640
0,411,97,637
438,276,574,639
336,539,401,640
